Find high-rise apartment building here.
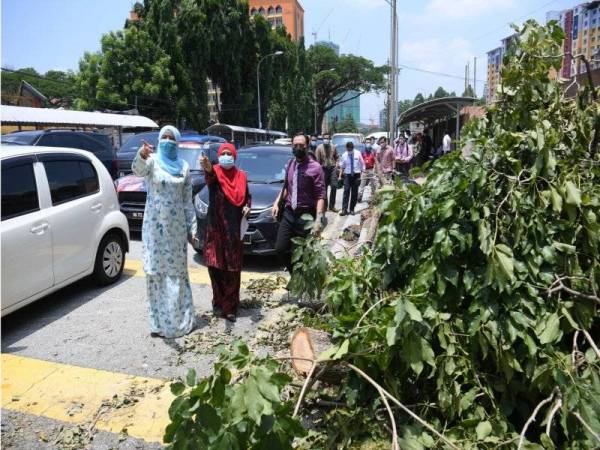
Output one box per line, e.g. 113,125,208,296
248,0,304,41
485,35,515,104
547,1,600,77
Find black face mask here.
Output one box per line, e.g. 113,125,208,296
293,146,307,158
310,141,317,149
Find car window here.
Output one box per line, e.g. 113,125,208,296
80,161,100,193
44,161,88,205
1,162,39,220
37,134,56,146
1,133,39,145
119,132,159,154
47,133,84,150
236,151,290,183
78,135,105,153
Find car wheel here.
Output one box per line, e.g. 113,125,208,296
93,233,125,285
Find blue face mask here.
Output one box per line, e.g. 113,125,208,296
159,139,178,160
219,154,235,169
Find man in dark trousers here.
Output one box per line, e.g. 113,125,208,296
315,133,339,212
272,134,326,273
338,141,365,216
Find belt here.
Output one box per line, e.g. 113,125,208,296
286,206,316,216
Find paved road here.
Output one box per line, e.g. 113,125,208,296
1,185,374,449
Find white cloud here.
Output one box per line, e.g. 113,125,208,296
424,0,515,20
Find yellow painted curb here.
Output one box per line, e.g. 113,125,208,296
2,354,172,444
124,259,286,290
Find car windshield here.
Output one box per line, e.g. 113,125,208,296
0,133,38,145
119,132,159,154
178,145,206,171
236,150,291,183
332,135,361,147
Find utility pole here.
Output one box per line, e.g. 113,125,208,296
387,0,397,143
473,57,477,97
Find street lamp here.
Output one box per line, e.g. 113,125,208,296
383,0,398,142
257,51,284,129
313,68,335,134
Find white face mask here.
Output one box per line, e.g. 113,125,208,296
323,139,331,145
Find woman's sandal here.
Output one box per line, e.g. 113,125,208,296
225,314,237,323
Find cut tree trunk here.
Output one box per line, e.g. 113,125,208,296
290,327,348,383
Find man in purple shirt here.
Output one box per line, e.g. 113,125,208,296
272,134,326,273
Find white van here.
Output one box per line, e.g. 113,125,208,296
1,146,130,316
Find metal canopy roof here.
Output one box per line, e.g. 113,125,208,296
206,123,287,136
0,105,159,128
398,96,476,126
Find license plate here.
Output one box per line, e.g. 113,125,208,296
131,212,144,219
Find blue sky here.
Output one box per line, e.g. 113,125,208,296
1,0,581,124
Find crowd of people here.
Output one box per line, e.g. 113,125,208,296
134,125,455,338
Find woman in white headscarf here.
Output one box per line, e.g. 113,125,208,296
132,125,197,338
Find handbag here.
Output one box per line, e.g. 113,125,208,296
277,158,294,222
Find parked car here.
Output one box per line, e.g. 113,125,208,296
193,144,292,255
1,130,117,178
116,141,222,232
115,132,225,178
332,133,365,148
0,145,130,317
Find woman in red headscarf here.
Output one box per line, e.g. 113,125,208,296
200,143,251,322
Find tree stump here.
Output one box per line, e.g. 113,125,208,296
290,327,348,383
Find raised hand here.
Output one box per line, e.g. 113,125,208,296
140,139,154,160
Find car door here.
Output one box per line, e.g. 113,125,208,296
1,156,54,311
39,153,104,284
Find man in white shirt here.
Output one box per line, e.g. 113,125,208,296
443,131,452,153
338,141,365,216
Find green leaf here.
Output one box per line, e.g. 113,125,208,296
550,187,562,213
318,339,349,361
540,433,555,450
493,244,515,282
404,300,423,322
538,313,561,344
386,326,397,346
564,181,581,207
476,421,492,440
186,369,196,387
170,382,185,396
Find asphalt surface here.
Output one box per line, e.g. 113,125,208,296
1,186,373,449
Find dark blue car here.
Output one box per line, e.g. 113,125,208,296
193,144,292,255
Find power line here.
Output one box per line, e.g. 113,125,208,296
397,64,486,84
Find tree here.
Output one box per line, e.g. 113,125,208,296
74,26,177,121
1,67,77,106
397,99,413,115
433,86,450,98
412,93,425,106
331,114,358,133
309,44,386,134
462,84,475,97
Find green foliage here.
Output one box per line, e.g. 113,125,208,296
75,26,177,121
331,114,359,134
309,44,387,134
165,342,305,449
291,20,600,448
1,67,77,106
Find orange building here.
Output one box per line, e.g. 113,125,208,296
248,0,304,41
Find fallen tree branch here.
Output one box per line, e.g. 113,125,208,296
581,328,600,361
572,411,600,443
545,397,562,437
517,389,557,450
347,363,459,450
547,277,600,306
293,361,318,418
572,331,580,369
378,383,400,450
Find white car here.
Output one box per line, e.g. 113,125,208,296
1,145,130,316
332,133,365,148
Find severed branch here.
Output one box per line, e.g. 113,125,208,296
517,388,557,450
545,396,562,437
581,328,600,361
347,363,459,450
572,412,600,443
293,361,318,417
547,276,600,307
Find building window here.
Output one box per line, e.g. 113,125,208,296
276,5,282,14
275,17,283,27
251,8,257,14
258,7,265,16
268,6,275,15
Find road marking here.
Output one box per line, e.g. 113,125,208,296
2,354,171,443
124,259,286,288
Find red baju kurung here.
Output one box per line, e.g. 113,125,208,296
203,171,250,315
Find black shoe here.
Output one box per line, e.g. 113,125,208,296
212,305,223,316
225,314,237,323
329,207,339,213
350,210,356,215
150,332,163,338
340,210,348,216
